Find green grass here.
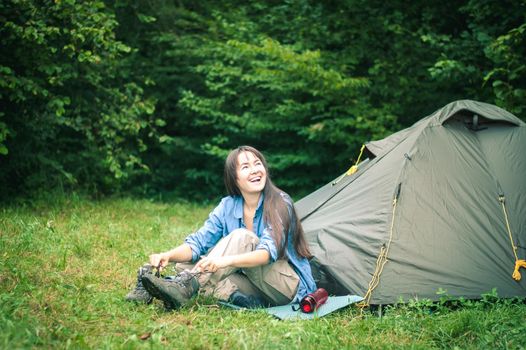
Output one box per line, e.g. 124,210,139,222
1,194,525,349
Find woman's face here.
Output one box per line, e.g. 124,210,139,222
235,151,267,196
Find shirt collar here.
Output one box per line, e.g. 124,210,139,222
256,193,265,212
233,193,265,219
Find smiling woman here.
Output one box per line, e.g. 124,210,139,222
125,145,316,310
234,151,267,194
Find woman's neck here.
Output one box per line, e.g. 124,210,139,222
242,192,261,212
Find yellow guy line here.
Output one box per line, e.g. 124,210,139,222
499,195,526,281
332,145,365,186
359,186,399,309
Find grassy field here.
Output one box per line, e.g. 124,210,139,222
1,194,525,349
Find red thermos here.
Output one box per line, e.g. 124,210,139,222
300,288,329,313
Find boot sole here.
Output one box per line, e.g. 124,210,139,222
125,294,153,304
141,274,188,309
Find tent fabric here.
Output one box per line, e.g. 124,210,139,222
296,100,526,304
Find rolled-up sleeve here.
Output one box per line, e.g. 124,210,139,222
184,201,225,262
256,227,278,262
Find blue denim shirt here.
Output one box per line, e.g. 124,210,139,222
184,193,317,303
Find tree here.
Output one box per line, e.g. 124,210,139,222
426,0,526,117
0,0,157,198
2,0,523,199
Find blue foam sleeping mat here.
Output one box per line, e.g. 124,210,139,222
220,295,364,320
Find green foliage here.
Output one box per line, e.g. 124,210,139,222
484,22,526,115
1,0,525,199
1,196,525,349
110,0,398,199
178,37,392,194
0,0,157,198
426,0,526,116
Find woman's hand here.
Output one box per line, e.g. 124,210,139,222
149,252,170,271
194,256,234,273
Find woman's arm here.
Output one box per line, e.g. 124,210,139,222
184,199,227,262
149,243,193,270
194,249,270,273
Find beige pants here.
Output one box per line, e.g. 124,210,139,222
176,228,299,306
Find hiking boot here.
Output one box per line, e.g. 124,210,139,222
125,264,154,304
141,270,199,309
229,291,267,309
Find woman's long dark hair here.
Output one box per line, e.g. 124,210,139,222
224,146,311,259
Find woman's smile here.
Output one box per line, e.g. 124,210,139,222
236,151,267,195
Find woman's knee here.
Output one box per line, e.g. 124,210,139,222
229,228,259,244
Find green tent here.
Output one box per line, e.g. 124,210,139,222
296,100,526,304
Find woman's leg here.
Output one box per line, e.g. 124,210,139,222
243,260,300,305
143,229,298,307
175,228,265,301
185,228,300,305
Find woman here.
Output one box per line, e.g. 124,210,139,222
125,145,316,309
